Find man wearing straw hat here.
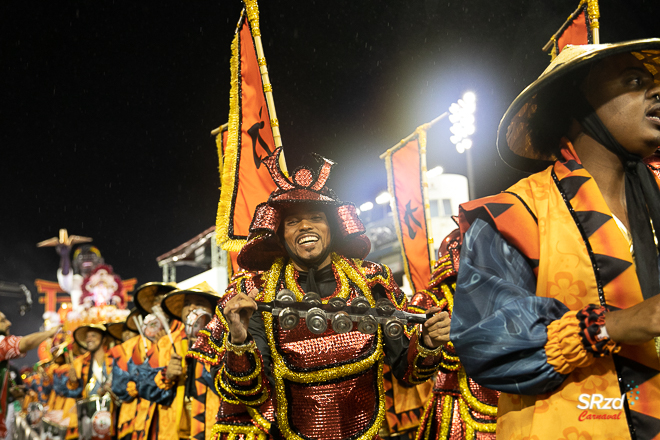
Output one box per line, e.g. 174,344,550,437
64,324,116,399
136,284,220,440
189,150,450,440
450,39,660,438
110,282,178,440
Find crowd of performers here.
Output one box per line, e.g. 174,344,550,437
3,38,660,440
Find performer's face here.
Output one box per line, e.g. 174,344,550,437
582,53,660,158
283,207,332,269
122,329,137,342
0,312,10,335
181,295,213,322
86,330,104,352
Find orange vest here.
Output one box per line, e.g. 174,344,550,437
458,146,660,439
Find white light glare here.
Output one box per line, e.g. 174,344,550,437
456,144,465,154
375,191,391,205
449,103,461,114
449,135,461,144
462,91,476,103
360,201,374,212
461,139,473,150
426,166,444,178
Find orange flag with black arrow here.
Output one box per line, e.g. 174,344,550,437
381,127,435,292
216,0,285,257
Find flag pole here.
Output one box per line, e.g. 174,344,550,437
243,0,281,149
542,0,600,54
379,112,447,160
587,0,600,44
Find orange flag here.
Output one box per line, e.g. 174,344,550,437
383,132,433,292
217,7,279,253
546,0,600,59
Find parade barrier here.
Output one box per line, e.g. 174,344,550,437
13,415,40,440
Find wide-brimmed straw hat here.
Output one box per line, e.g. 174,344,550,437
124,307,146,332
73,324,115,350
134,282,177,315
498,38,660,172
161,282,222,321
106,321,127,341
237,148,371,271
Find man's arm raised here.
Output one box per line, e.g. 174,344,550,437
18,326,61,354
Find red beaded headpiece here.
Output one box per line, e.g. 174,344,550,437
237,148,371,271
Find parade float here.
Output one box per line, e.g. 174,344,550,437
15,230,136,440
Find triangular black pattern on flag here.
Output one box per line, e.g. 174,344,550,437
563,160,583,172
592,254,633,287
484,203,513,219
193,432,206,440
615,354,660,394
558,175,591,201
575,211,612,238
629,409,660,440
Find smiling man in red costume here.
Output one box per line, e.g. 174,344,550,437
450,39,660,439
189,149,451,440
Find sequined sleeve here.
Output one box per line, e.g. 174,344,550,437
190,272,272,407
215,338,271,407
189,272,262,365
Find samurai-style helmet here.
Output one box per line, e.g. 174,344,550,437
237,148,371,271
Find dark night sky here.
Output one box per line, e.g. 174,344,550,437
1,0,658,366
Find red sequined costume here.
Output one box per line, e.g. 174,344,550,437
409,230,499,440
189,149,445,440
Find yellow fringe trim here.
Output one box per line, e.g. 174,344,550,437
458,368,498,416
216,21,246,252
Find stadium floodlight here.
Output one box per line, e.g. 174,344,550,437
360,201,374,212
375,191,391,205
449,92,477,154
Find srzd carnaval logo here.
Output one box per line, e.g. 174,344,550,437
576,394,625,421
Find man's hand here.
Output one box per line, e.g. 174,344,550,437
18,325,62,354
47,325,62,338
606,294,660,344
421,307,451,349
165,352,183,382
223,289,259,345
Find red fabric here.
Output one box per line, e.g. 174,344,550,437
389,138,432,291
0,335,23,361
557,9,589,53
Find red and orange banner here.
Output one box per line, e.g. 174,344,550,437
383,132,432,292
556,7,589,52
546,0,600,59
216,8,279,253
